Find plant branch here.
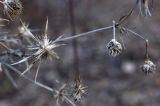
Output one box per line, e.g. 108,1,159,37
122,27,147,41
55,26,113,43
113,20,116,39
68,0,80,80
3,63,55,93
146,40,149,59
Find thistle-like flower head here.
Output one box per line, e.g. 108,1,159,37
11,19,64,81
32,19,64,60
106,39,122,57
72,80,87,102
34,35,61,60
2,0,22,20
141,59,156,74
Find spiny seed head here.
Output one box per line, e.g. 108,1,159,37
72,80,87,103
28,19,64,61
106,39,122,57
34,36,60,60
3,0,22,19
141,59,156,74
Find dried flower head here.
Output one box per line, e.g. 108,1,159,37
33,36,63,60
141,59,156,74
11,19,64,82
19,19,63,60
1,0,22,20
72,80,87,103
106,39,122,57
138,0,152,16
32,19,64,61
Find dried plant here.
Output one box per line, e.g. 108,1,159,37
137,0,152,16
0,0,22,20
0,0,158,106
107,21,122,57
71,79,87,103
11,18,65,82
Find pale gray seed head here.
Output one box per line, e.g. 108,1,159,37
141,60,156,74
106,39,122,57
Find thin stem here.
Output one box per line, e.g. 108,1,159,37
20,57,39,76
122,27,149,59
55,26,113,43
4,68,18,88
113,20,116,39
3,63,55,92
123,27,147,41
34,59,41,83
146,40,149,59
116,0,138,27
0,42,13,52
68,0,80,81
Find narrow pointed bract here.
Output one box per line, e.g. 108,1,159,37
138,0,152,16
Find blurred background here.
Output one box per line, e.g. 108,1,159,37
0,0,160,106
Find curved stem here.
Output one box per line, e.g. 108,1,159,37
116,0,138,27
34,59,41,83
